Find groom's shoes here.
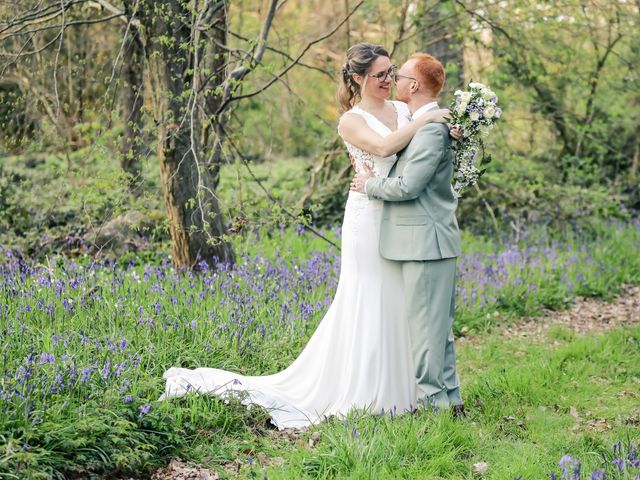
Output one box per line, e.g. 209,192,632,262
450,404,466,419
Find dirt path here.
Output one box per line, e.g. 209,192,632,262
495,284,639,341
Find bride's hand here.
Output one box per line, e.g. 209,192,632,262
449,125,463,141
418,108,451,125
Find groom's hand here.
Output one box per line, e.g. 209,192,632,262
350,163,374,193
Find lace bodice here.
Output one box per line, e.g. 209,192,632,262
340,101,412,179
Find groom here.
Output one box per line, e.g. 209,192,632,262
351,53,464,416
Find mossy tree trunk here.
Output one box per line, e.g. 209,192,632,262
140,0,234,269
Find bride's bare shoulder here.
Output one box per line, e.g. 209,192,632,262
338,110,367,136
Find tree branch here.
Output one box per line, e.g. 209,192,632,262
390,0,410,58
0,0,85,38
88,0,140,26
216,0,364,114
0,13,126,43
222,27,335,80
218,0,278,109
222,124,341,250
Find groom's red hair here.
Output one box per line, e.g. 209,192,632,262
409,53,445,96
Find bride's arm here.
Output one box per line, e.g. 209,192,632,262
338,109,450,157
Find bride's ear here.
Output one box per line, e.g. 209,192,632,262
352,73,363,86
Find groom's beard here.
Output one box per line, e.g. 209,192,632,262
396,88,409,103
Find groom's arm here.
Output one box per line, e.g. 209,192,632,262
365,124,446,202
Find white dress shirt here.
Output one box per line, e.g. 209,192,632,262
411,101,439,120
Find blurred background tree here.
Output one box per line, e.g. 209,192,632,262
0,0,638,264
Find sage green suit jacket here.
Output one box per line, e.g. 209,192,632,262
366,121,461,261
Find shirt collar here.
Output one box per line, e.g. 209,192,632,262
412,101,440,120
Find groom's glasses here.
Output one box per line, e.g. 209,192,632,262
368,65,397,83
393,73,418,83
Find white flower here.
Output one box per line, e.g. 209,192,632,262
473,461,489,475
449,81,500,198
483,105,495,119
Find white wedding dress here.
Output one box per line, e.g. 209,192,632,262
162,101,417,429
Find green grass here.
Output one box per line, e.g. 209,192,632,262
1,221,639,479
1,148,640,478
233,327,639,480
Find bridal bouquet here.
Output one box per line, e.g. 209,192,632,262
449,82,502,197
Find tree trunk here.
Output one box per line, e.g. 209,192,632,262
119,5,144,187
200,1,229,190
423,0,464,100
344,0,351,49
141,0,234,269
632,139,639,179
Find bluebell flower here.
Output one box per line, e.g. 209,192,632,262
138,404,152,416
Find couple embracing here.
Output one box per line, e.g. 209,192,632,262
162,43,465,429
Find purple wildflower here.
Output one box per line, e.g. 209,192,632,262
39,352,55,365
138,403,152,417
80,366,96,383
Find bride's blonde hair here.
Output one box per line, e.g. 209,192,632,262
337,43,390,112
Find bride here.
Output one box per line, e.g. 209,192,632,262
161,43,454,429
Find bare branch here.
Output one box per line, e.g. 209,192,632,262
452,0,521,47
0,13,125,44
216,0,364,113
221,124,341,250
218,0,278,108
0,31,61,77
390,0,410,58
223,27,335,81
0,0,85,38
88,0,139,26
53,0,66,122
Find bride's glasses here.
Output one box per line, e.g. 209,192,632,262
367,65,397,83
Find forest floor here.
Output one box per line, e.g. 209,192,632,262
149,285,640,480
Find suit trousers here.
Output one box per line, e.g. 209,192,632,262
402,257,462,408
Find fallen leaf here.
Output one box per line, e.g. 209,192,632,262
151,457,221,480
309,431,321,447
586,418,611,432
569,406,580,419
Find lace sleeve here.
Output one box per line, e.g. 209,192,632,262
338,112,374,174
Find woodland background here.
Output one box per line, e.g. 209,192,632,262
0,0,638,264
1,2,640,479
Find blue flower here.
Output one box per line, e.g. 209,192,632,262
138,403,152,417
